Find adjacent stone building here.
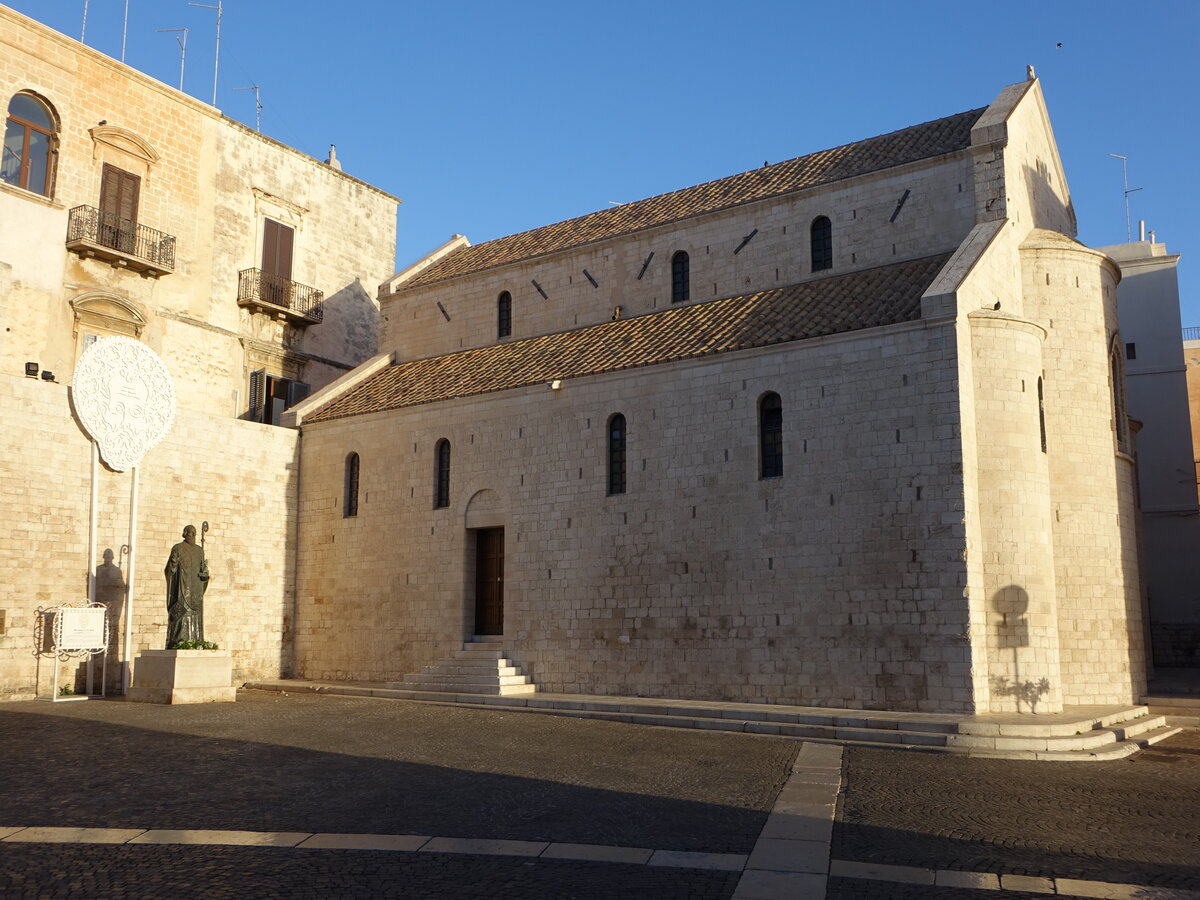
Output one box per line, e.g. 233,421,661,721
0,6,398,699
289,71,1146,714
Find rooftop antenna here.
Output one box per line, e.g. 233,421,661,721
188,1,223,106
81,0,89,42
234,84,262,131
121,0,129,62
1107,153,1143,242
156,27,189,92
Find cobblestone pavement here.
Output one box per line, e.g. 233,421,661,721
4,691,1200,898
833,729,1200,892
0,690,792,897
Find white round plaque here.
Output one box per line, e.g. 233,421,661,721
72,337,176,471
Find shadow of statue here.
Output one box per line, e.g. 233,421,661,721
94,547,127,692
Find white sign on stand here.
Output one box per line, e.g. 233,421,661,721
56,606,108,652
36,602,110,702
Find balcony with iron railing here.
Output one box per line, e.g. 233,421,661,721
1183,327,1200,342
65,205,176,277
237,267,324,325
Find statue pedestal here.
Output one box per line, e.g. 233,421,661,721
127,649,236,704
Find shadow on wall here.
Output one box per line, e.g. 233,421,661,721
991,584,1053,713
1021,161,1076,235
306,278,378,364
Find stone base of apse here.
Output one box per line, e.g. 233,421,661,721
127,650,237,704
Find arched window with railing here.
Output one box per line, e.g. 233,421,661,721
2,92,57,197
759,392,783,478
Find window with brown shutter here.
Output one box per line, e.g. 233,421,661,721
261,218,295,306
99,164,140,253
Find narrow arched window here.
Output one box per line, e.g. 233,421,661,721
434,438,451,508
2,92,57,196
497,291,512,338
607,414,626,495
343,452,360,518
811,216,832,272
759,392,783,478
671,251,690,303
1111,346,1128,453
1037,377,1047,453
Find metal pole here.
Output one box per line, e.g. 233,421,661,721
81,0,89,42
121,0,130,62
88,442,98,605
188,1,222,106
122,466,139,694
87,441,99,697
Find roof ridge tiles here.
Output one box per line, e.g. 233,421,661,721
399,108,984,290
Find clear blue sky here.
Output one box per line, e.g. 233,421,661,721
9,1,1199,322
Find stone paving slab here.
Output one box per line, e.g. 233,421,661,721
3,826,145,844
649,850,748,871
419,836,549,857
733,869,827,899
128,829,310,847
296,833,432,851
541,841,653,864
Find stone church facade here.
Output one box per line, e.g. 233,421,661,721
1,4,1146,716
289,73,1144,715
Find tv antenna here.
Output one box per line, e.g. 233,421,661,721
80,0,130,59
155,27,189,92
188,1,223,106
234,84,262,131
1108,154,1143,242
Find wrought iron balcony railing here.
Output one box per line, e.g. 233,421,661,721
237,267,324,324
65,205,176,276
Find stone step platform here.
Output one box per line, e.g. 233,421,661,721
242,679,1181,761
1142,695,1200,728
385,641,537,697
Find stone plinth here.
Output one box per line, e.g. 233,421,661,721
127,650,236,704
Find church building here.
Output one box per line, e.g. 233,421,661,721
287,70,1145,715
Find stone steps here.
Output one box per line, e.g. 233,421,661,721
243,679,1181,761
386,641,537,697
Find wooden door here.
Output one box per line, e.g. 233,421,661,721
474,528,504,635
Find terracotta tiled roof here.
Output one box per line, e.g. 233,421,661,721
402,109,983,289
306,254,951,424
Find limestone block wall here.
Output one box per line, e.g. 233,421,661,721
967,311,1062,713
0,373,298,701
1021,233,1145,705
295,320,980,713
381,156,974,362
